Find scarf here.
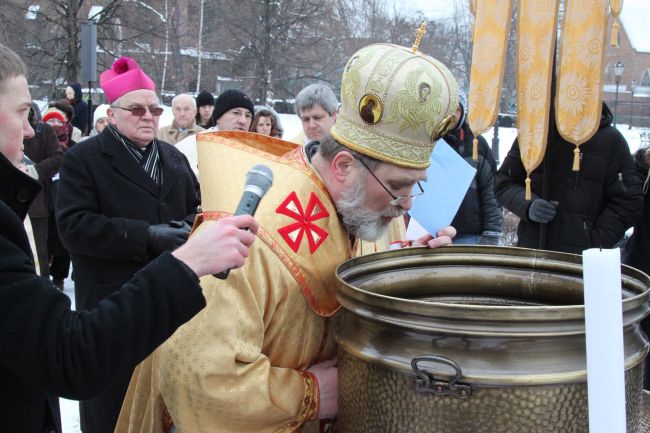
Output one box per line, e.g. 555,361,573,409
52,123,71,148
107,124,162,186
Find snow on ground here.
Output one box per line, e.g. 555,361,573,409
58,123,648,433
59,279,81,433
278,113,302,139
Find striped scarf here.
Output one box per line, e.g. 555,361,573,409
107,124,163,186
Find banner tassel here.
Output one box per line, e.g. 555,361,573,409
572,147,581,171
610,21,620,47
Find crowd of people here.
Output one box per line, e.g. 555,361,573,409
1,28,649,433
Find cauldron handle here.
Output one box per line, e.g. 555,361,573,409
411,355,472,399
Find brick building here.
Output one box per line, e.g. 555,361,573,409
604,1,650,128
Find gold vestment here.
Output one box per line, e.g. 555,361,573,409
116,132,406,433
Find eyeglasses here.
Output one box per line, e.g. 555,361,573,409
356,158,425,206
114,106,164,117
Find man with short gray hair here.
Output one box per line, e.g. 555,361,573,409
158,93,204,145
289,83,338,144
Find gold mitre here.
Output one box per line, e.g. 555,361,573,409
331,41,459,169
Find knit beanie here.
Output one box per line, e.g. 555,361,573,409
196,90,215,108
211,89,254,123
42,108,68,124
93,104,110,126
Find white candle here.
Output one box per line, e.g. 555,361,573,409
583,248,626,433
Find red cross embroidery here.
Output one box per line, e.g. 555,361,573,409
276,191,330,254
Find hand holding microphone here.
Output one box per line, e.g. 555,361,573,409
214,164,273,279
172,214,259,277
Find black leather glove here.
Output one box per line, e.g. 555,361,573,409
527,199,558,223
479,231,501,246
168,219,192,231
147,222,191,254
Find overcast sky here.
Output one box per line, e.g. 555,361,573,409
397,0,461,19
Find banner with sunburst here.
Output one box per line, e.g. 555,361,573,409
467,0,513,161
555,0,609,171
517,0,560,200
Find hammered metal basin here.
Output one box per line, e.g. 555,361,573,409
335,246,650,433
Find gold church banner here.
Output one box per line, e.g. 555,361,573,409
467,0,513,160
516,0,560,200
556,0,608,171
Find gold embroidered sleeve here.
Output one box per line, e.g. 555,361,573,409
273,372,320,433
301,371,320,422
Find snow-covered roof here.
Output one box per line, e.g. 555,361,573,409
88,6,103,22
179,48,227,61
620,0,650,53
26,5,39,20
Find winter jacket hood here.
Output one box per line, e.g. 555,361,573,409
68,83,83,102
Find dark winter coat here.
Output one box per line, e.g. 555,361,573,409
55,128,200,433
496,104,643,254
445,122,503,236
624,148,650,275
68,83,89,135
56,129,200,309
23,121,62,218
622,148,650,390
0,152,205,433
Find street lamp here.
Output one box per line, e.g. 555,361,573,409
629,80,637,130
613,61,624,127
491,115,500,165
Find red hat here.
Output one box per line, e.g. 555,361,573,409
99,56,156,103
42,108,67,124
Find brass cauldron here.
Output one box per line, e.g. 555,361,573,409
335,246,650,433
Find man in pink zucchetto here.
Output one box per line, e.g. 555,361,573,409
54,56,201,433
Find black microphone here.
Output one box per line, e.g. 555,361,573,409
214,164,273,279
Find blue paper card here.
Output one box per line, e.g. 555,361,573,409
407,139,476,238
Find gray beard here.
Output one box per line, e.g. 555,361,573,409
335,174,404,242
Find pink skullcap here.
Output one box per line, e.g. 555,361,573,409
99,56,156,103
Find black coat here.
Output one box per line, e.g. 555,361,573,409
56,128,200,310
0,153,205,433
445,122,503,236
496,104,643,254
55,128,200,433
68,83,89,135
625,149,650,275
23,121,62,218
623,149,650,389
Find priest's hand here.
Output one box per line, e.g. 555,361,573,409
413,225,457,248
172,215,258,277
308,357,338,419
